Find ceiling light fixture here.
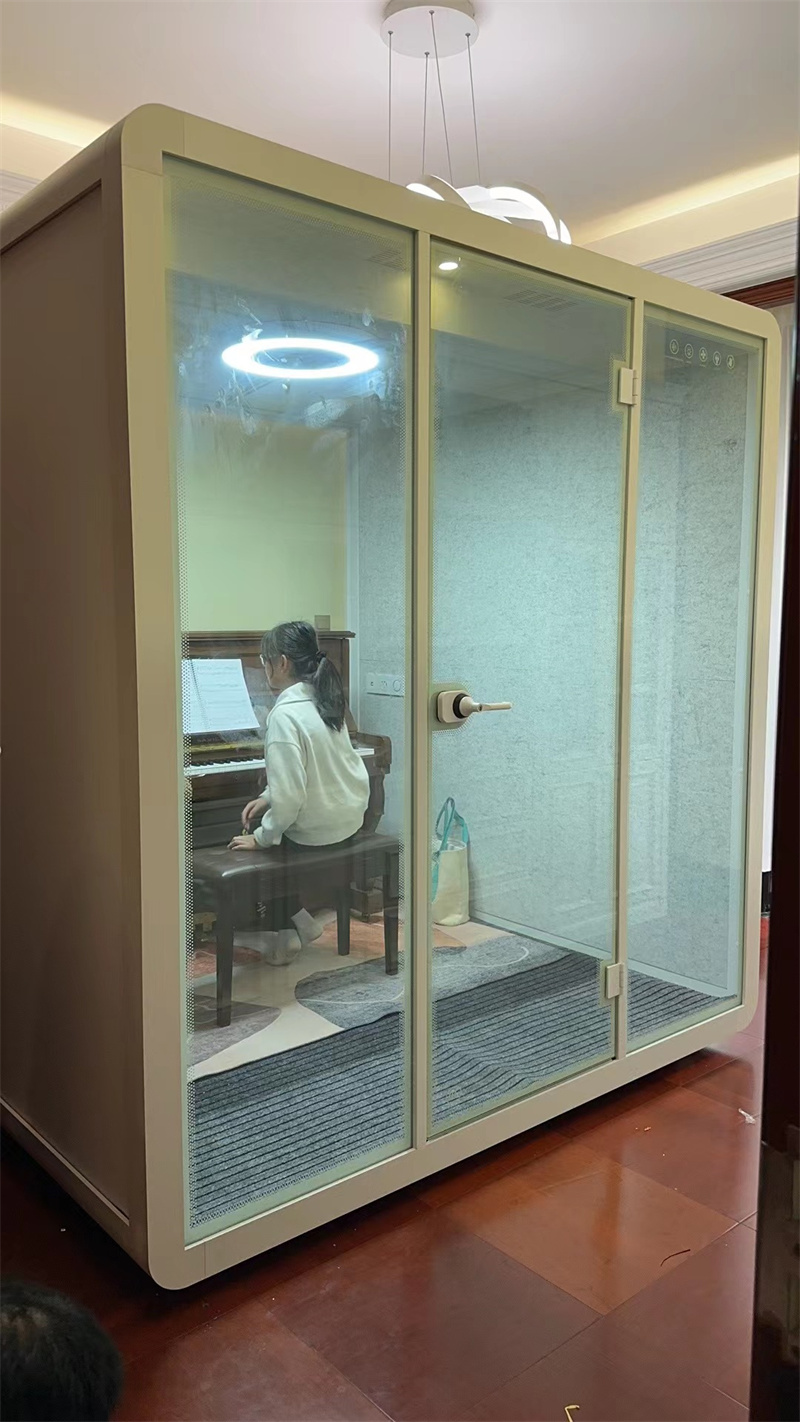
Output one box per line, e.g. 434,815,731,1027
407,181,444,200
438,260,460,271
382,0,572,243
221,335,379,381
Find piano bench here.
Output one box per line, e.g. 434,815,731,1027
192,832,400,1027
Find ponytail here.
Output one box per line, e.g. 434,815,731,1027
309,653,347,732
261,620,347,732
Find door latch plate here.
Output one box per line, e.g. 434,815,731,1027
604,961,625,999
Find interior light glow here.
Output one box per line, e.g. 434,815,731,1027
576,154,800,246
0,95,107,148
221,336,379,380
438,260,459,271
407,182,445,200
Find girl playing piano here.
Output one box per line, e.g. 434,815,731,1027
229,621,370,964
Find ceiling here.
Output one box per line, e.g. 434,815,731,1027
1,0,798,240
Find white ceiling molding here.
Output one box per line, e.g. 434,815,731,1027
643,219,797,292
1,170,38,213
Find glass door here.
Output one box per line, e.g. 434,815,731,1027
165,159,413,1237
428,245,631,1133
627,311,763,1047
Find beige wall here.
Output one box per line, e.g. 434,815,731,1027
179,410,348,631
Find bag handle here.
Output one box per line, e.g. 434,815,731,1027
431,797,455,901
435,797,456,853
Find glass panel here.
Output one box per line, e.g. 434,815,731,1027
165,159,411,1238
628,313,762,1047
429,245,630,1133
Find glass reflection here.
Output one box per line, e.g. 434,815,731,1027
166,159,411,1236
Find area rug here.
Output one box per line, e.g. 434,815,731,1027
190,941,262,981
188,942,734,1228
189,920,470,1067
294,935,566,1028
313,917,466,955
189,999,280,1068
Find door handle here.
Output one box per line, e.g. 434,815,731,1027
436,690,513,724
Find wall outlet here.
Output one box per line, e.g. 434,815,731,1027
365,672,405,697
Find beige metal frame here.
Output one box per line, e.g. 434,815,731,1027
0,106,780,1287
613,298,644,1062
412,231,433,1147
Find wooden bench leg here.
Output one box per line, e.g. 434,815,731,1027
352,856,385,923
336,886,351,956
383,847,399,976
215,892,234,1028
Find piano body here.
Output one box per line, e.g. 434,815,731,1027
184,631,391,918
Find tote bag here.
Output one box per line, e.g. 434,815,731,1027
431,797,470,926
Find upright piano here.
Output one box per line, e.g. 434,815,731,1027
184,633,391,918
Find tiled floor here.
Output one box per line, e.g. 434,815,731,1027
1,946,766,1421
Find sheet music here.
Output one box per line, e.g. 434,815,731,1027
183,659,260,735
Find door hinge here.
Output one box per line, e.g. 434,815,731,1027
618,367,639,406
604,961,625,999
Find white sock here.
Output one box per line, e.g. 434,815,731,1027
259,929,301,967
291,908,323,947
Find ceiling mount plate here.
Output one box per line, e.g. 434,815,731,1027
381,0,479,58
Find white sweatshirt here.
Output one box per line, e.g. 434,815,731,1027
254,682,370,848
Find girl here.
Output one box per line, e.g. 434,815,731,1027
229,621,370,964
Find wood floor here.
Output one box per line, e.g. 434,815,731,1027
1,945,766,1421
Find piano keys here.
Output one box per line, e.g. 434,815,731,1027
187,744,375,783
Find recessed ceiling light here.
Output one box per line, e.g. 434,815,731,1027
438,260,460,271
221,336,379,380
